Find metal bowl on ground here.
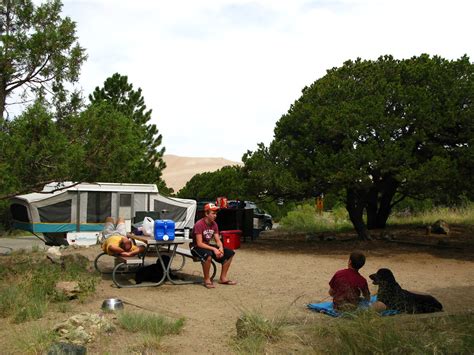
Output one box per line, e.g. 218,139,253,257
101,298,124,311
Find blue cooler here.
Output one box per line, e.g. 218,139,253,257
154,219,175,241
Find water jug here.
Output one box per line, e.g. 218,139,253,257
154,219,175,241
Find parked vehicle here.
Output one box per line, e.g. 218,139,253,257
228,200,273,231
195,199,272,240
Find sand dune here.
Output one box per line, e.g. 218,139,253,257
162,154,242,192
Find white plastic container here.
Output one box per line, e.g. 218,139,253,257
142,216,155,236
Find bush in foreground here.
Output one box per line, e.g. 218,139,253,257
117,311,185,353
0,250,98,323
234,308,474,354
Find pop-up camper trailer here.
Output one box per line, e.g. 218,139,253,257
10,182,197,246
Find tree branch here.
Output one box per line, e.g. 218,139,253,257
5,54,51,93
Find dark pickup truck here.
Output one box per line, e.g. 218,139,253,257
227,200,273,230
196,199,273,240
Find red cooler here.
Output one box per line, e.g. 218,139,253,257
221,230,242,250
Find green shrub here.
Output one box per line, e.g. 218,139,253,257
236,312,283,341
117,312,184,353
389,204,474,226
259,200,297,222
233,310,287,354
0,250,99,323
279,204,352,233
233,306,474,354
11,324,58,354
306,312,474,354
117,311,184,337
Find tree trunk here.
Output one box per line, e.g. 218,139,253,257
366,176,400,230
366,186,378,229
0,79,6,124
346,188,371,240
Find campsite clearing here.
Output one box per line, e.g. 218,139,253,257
0,231,473,353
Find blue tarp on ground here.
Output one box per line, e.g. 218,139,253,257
307,295,400,317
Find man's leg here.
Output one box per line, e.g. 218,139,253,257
218,248,236,284
103,217,116,239
202,256,214,288
219,256,234,283
116,217,127,236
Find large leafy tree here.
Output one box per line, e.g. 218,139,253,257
5,102,73,185
0,99,144,227
0,99,78,226
88,73,168,191
244,54,474,240
0,0,86,122
68,101,146,183
177,165,246,200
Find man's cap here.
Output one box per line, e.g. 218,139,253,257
204,203,220,212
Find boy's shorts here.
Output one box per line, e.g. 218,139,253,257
103,221,127,239
191,246,235,264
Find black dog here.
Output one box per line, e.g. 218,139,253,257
135,255,172,284
369,268,443,314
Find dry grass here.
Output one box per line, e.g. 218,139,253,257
389,204,474,226
233,308,474,354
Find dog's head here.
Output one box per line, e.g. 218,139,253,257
369,268,396,285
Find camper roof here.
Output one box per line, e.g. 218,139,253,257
13,182,159,203
42,182,158,193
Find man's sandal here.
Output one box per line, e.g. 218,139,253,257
204,282,215,289
218,280,237,285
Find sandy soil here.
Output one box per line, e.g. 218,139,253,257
50,234,474,354
1,230,473,354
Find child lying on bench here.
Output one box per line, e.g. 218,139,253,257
102,217,145,257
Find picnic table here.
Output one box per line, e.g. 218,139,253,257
112,234,193,288
94,233,217,288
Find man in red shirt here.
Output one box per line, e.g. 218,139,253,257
329,251,370,310
191,203,237,289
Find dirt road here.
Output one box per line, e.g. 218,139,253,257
0,236,47,255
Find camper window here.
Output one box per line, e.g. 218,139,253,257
10,203,30,222
119,193,132,219
38,200,72,223
87,192,112,223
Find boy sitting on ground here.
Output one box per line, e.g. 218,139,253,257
101,217,145,257
328,251,370,310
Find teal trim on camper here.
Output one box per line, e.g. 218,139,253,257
12,221,104,233
79,224,105,231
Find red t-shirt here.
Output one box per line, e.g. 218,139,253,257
329,268,369,309
192,218,219,246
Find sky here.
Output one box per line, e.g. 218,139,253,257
54,0,474,162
